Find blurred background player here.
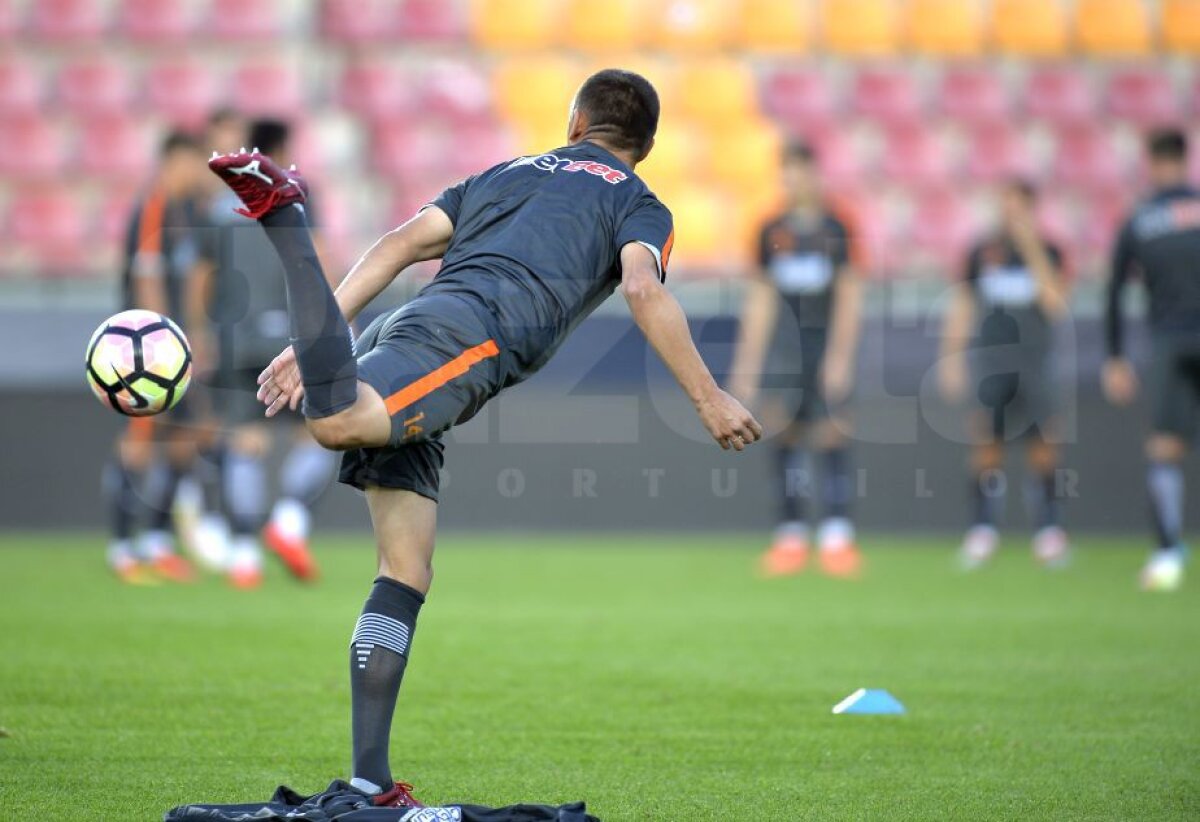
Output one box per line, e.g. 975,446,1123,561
1104,129,1200,592
105,131,206,584
731,141,863,578
200,117,337,588
938,180,1071,570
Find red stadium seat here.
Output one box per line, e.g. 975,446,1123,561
97,186,140,246
0,0,20,40
937,67,1011,125
0,116,68,179
373,121,451,185
760,67,840,132
851,66,923,125
76,116,157,179
1051,126,1127,188
397,0,466,40
118,0,196,42
963,123,1035,183
1024,67,1096,125
209,0,287,40
1079,188,1129,275
7,188,91,270
28,0,108,41
338,62,420,122
419,59,495,125
910,188,981,272
879,124,955,188
231,61,307,115
0,56,43,115
57,57,136,117
443,126,518,178
145,59,223,128
319,0,399,43
1105,68,1180,126
807,128,870,190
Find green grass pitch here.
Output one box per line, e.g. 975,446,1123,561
1,533,1198,820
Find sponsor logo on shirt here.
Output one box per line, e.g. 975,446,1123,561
979,264,1038,307
770,252,833,295
1134,197,1200,240
401,807,463,822
511,152,628,184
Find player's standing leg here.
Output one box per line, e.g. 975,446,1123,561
138,433,198,582
814,420,861,577
104,421,156,584
223,425,270,588
961,430,1003,570
1142,432,1189,591
1026,433,1069,567
262,430,333,580
761,423,812,576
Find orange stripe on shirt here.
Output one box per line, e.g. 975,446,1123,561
383,339,501,417
137,191,167,255
660,229,675,273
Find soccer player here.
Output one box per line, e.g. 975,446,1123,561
105,131,207,584
939,180,1071,569
200,118,335,588
1104,128,1200,592
207,69,759,808
730,142,864,579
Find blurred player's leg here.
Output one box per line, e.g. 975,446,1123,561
105,419,158,584
1026,434,1069,568
760,422,811,577
815,421,861,578
961,432,1003,570
262,431,333,581
176,438,231,572
348,486,434,798
224,426,269,588
139,434,197,583
1142,434,1188,591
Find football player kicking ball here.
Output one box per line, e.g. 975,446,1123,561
208,69,760,809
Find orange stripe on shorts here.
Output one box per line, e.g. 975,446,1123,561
383,339,500,417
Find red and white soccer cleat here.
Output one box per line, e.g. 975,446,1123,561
759,524,810,577
151,552,198,583
373,782,424,808
262,520,319,582
208,149,308,220
818,518,863,579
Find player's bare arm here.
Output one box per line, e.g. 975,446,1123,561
257,207,455,416
823,265,863,404
1008,210,1070,320
729,269,778,406
938,283,975,403
620,243,762,450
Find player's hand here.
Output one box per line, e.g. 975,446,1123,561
822,355,854,405
1102,357,1138,406
938,356,968,404
256,345,304,417
696,388,763,451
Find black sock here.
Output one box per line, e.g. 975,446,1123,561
223,450,266,535
350,577,424,790
198,443,226,513
105,460,143,541
821,447,853,520
260,204,357,418
1148,461,1184,550
775,446,810,524
971,469,1004,528
1028,470,1060,530
147,463,184,533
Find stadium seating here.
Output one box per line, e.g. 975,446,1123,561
57,57,136,117
677,59,757,125
906,0,985,56
208,0,288,40
145,59,224,128
6,189,90,271
318,0,399,43
0,0,19,40
760,67,840,133
77,116,157,179
651,0,733,53
230,61,307,116
851,66,924,125
991,0,1069,56
822,0,901,55
734,0,811,52
419,59,496,124
1024,66,1096,124
879,123,956,188
28,0,109,41
471,0,561,50
909,188,982,272
1163,0,1200,54
1051,125,1127,188
338,62,421,122
118,0,196,42
0,116,68,179
1105,68,1179,126
397,0,466,41
562,0,645,51
936,66,1011,125
1076,0,1152,56
963,122,1035,183
0,56,42,115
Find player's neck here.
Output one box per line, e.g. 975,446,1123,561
579,137,639,170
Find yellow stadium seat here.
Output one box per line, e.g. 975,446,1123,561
707,119,782,194
1076,0,1152,56
654,184,726,267
636,117,707,193
991,0,1069,56
733,0,812,52
650,0,733,52
493,57,581,125
562,0,646,51
821,0,901,56
676,59,757,124
1164,0,1200,54
470,0,564,50
515,121,571,155
906,0,984,55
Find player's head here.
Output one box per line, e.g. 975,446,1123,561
249,118,292,165
999,178,1037,222
1145,128,1188,189
158,130,204,196
205,107,245,155
567,69,659,165
780,140,820,206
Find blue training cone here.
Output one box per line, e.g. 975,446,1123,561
832,688,906,715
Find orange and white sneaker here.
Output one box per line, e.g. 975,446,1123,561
150,553,197,583
109,548,160,586
262,512,318,582
759,524,810,577
227,536,264,589
817,518,863,579
228,565,264,590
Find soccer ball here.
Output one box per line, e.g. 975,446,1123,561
85,309,192,416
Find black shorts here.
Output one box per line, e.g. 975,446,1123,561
1148,333,1200,442
761,330,833,423
338,294,505,502
967,343,1055,440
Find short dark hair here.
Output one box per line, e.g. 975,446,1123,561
160,130,200,158
248,118,291,157
782,140,817,165
1147,128,1188,161
573,69,659,155
206,106,242,129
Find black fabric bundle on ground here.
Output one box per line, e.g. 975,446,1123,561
163,780,600,822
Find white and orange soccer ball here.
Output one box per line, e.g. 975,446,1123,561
85,309,192,416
